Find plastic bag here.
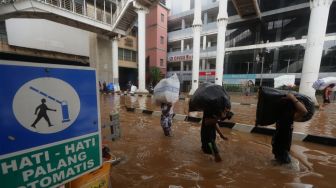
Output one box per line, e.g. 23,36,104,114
154,74,180,103
130,85,137,94
256,87,315,126
274,75,295,88
107,83,114,91
189,83,231,115
312,77,336,91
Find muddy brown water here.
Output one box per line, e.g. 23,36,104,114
116,93,336,138
100,94,336,188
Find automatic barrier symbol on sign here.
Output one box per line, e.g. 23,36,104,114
12,77,81,134
29,86,71,124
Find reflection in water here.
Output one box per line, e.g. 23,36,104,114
113,94,121,111
130,95,137,107
138,96,147,109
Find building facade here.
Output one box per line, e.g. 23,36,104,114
118,35,138,89
166,0,336,91
146,2,169,75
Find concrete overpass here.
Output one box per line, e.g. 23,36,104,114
0,0,158,37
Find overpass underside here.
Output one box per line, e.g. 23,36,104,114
232,0,260,18
0,0,157,37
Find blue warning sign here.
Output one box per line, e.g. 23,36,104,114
0,63,100,156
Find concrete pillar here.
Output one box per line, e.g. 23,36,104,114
215,0,228,85
134,2,149,93
94,0,97,20
299,0,332,104
189,0,202,95
181,39,184,52
203,12,208,25
272,21,282,73
201,59,206,70
202,35,207,50
182,19,185,29
180,61,184,71
112,37,120,92
103,0,106,22
206,61,210,70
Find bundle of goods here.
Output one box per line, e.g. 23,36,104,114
256,87,315,126
130,85,137,94
154,74,180,103
312,77,336,91
189,83,231,116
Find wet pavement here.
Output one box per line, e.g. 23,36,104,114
100,94,336,188
116,93,336,138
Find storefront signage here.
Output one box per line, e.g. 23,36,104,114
168,55,193,62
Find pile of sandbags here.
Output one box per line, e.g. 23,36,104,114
154,74,180,103
256,87,315,126
312,77,336,91
189,83,231,116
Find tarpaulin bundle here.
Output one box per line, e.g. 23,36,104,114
256,87,315,126
189,83,231,116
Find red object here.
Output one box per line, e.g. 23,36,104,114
199,71,215,76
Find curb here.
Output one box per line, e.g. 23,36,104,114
124,107,336,147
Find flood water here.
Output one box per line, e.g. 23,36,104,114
100,94,336,188
114,93,336,138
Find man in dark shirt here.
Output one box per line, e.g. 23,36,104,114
201,108,230,162
272,93,307,164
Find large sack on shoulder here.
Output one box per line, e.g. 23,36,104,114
189,83,231,115
256,87,315,126
154,74,180,103
312,77,336,91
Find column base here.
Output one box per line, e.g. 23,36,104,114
114,83,120,92
299,86,318,105
189,88,196,96
136,89,149,94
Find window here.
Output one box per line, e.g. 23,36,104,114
124,49,132,61
118,48,137,62
118,48,123,60
160,36,164,44
160,59,164,66
132,51,137,62
161,13,164,22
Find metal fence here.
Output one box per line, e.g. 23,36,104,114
0,0,128,25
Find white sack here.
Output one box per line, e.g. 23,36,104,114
154,74,180,103
130,85,137,94
274,75,295,88
312,77,336,91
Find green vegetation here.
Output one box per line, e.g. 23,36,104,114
149,66,162,85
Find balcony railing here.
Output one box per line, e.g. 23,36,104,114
168,22,218,42
0,0,129,26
